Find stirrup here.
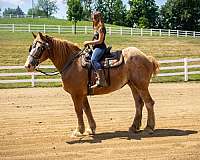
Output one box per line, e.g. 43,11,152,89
90,80,101,89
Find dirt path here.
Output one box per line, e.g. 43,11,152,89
0,83,200,160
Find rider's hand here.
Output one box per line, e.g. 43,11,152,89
83,41,90,47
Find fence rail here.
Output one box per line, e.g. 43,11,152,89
0,14,48,19
0,23,200,38
0,58,200,87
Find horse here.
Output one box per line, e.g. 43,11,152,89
24,32,159,136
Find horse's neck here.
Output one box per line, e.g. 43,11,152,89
50,39,80,72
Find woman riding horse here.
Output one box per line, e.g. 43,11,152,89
83,11,107,88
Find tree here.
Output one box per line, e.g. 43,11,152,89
3,6,24,16
94,0,106,18
160,0,200,31
81,0,93,20
36,0,58,17
94,0,126,25
112,0,127,26
67,0,83,34
27,8,47,17
126,0,159,28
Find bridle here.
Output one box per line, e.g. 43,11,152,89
29,40,50,66
28,40,87,76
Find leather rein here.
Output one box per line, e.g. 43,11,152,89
35,47,86,76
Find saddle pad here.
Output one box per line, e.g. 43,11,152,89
81,50,124,69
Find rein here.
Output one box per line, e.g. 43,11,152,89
35,47,86,76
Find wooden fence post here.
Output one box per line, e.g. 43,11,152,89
31,72,35,87
85,26,87,34
141,28,143,36
131,28,133,36
72,25,74,34
150,29,152,36
120,27,123,35
12,24,15,32
109,27,112,36
184,58,188,81
177,30,179,37
193,31,196,38
43,24,46,33
58,25,61,34
28,24,31,32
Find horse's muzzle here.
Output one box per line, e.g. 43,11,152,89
24,55,37,72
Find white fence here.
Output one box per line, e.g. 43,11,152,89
0,14,48,19
0,23,200,38
0,58,200,87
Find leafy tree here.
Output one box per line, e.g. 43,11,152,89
81,0,93,20
94,0,126,25
160,0,200,31
27,8,46,17
27,0,57,17
37,0,58,17
94,0,106,17
67,0,83,34
127,0,159,28
112,0,127,26
104,0,115,24
3,6,24,16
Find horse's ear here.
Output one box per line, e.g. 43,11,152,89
38,32,48,41
38,32,44,39
45,35,52,42
32,32,36,38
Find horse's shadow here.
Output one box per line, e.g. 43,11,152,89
66,129,198,144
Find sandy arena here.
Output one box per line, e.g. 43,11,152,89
0,83,200,160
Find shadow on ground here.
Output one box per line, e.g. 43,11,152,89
66,129,198,144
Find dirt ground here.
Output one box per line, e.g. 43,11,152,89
0,83,200,160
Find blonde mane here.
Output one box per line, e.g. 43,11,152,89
50,37,81,71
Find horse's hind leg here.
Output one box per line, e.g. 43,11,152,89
83,96,96,135
128,83,144,133
139,89,155,133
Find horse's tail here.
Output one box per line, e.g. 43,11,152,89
148,56,160,75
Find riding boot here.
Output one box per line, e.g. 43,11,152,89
91,69,108,88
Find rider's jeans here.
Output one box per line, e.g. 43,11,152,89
91,47,106,71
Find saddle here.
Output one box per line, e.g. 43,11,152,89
81,46,124,95
81,46,124,69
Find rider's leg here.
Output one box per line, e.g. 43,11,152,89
91,48,107,87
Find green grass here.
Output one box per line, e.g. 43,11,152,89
0,18,93,26
0,30,200,88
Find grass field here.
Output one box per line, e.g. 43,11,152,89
0,31,200,66
0,18,200,88
0,18,92,26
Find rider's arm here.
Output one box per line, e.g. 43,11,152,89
83,28,105,46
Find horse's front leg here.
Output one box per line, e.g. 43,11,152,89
83,96,96,135
71,94,85,136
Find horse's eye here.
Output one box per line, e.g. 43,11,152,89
32,43,37,48
29,45,32,52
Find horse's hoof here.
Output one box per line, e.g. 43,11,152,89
128,126,140,134
70,129,84,138
86,128,96,135
144,127,154,134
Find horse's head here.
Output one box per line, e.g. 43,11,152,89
24,32,51,72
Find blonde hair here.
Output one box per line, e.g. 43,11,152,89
92,11,105,31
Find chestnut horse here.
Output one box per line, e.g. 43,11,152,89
25,32,159,136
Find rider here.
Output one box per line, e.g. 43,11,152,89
83,11,107,88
